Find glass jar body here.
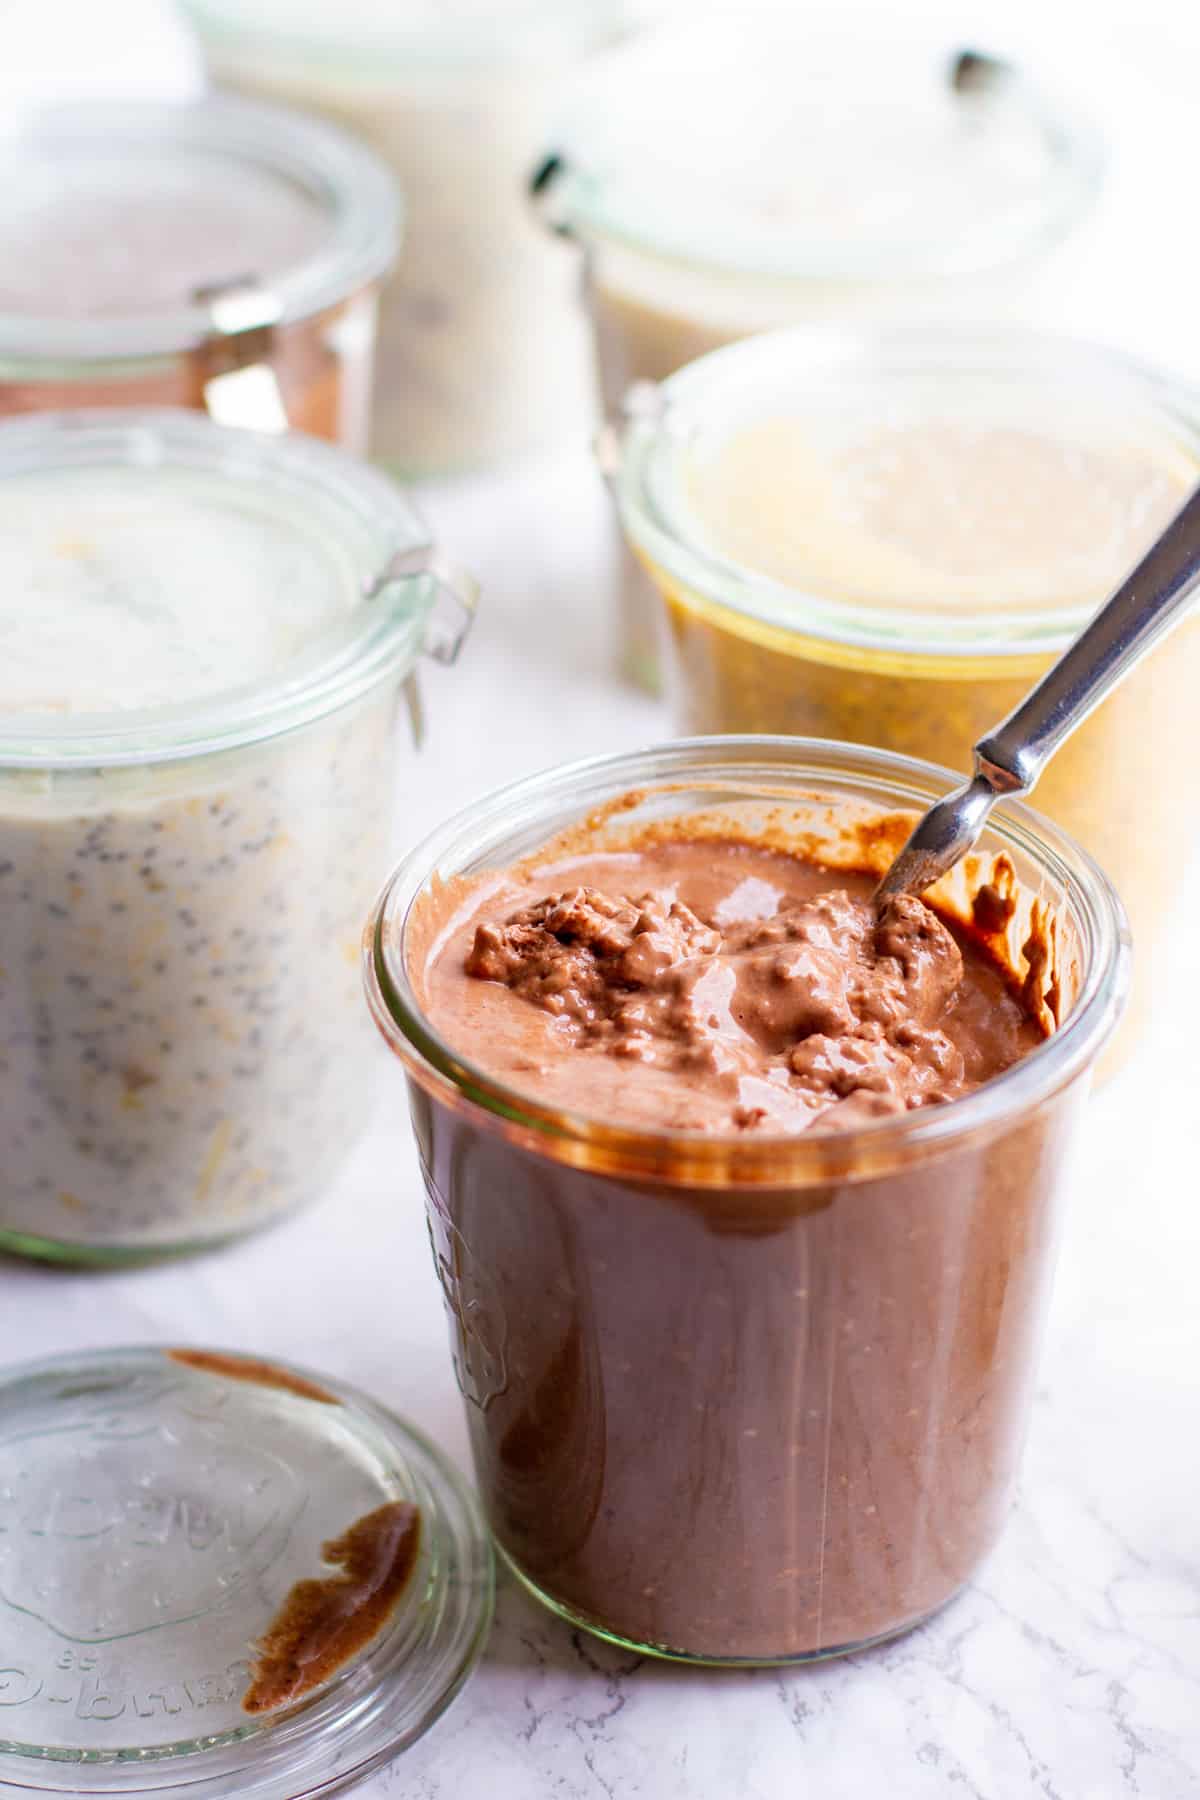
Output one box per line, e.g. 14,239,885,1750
0,290,380,453
408,1068,1083,1661
366,737,1126,1661
215,58,596,473
0,683,400,1262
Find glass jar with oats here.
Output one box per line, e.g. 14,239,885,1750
0,97,398,448
0,409,475,1264
609,328,1200,1053
182,0,658,473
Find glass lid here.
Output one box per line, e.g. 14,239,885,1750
0,409,476,769
541,18,1104,281
182,0,651,73
0,97,399,363
0,1347,492,1795
612,326,1200,658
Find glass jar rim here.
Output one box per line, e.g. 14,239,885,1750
183,0,647,75
611,324,1200,662
365,735,1130,1186
0,409,469,770
540,29,1103,282
0,96,399,365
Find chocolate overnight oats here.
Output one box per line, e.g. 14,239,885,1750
366,740,1128,1663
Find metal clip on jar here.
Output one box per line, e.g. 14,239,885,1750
0,408,477,1264
0,96,399,450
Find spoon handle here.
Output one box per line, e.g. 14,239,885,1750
875,482,1200,904
974,484,1200,795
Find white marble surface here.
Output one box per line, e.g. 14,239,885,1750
4,0,1200,1794
4,450,1200,1799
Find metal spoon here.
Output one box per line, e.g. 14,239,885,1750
875,484,1200,902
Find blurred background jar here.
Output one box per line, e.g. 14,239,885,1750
609,325,1200,1054
0,95,398,448
181,0,664,475
0,409,475,1264
535,14,1104,686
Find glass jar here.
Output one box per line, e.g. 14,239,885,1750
365,736,1128,1663
611,327,1200,1052
182,0,653,474
536,19,1103,684
0,97,399,450
0,408,475,1264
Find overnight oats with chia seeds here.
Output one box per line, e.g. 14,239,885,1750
0,409,475,1262
0,97,399,449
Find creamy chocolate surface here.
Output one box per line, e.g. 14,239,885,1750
422,840,1043,1134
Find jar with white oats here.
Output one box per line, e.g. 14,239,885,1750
0,409,476,1262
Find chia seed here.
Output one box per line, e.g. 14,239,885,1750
1,699,398,1255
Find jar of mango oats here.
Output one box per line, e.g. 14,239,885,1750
537,19,1103,684
610,327,1200,1048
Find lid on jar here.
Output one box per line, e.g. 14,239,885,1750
538,19,1102,282
612,326,1200,660
182,0,653,73
0,409,477,768
0,97,399,364
0,1346,492,1797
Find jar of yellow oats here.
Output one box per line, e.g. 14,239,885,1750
609,326,1200,1051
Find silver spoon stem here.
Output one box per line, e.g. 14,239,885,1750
877,483,1200,903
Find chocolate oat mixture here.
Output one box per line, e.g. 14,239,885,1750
409,834,1063,1659
425,839,1043,1135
